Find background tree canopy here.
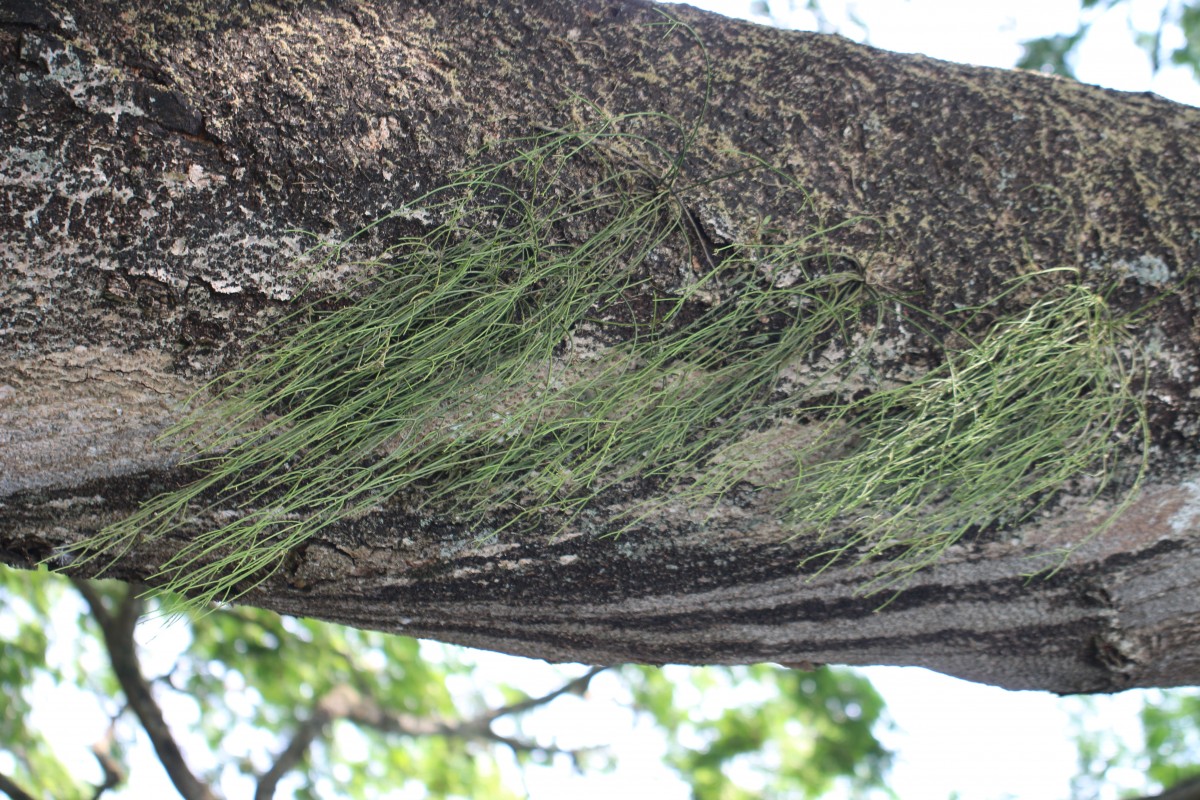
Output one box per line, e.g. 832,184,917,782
2,1,1200,799
1017,0,1200,80
0,564,890,799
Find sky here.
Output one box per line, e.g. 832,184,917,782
450,658,1155,800
453,653,1147,800
670,0,1200,107
11,2,1200,799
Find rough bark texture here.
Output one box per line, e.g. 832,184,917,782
2,0,1199,693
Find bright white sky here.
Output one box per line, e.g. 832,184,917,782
464,660,1152,800
674,0,1200,107
13,3,1199,800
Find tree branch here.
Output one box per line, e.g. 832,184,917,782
481,666,606,723
255,667,608,800
89,725,126,800
0,773,35,800
72,580,217,800
254,704,332,800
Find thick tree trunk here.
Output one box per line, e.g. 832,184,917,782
2,0,1199,693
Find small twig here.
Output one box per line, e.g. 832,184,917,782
72,580,218,800
481,665,607,723
254,710,326,800
1133,775,1200,800
89,724,126,800
256,667,609,800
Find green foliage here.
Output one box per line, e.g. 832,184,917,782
623,663,891,799
178,605,499,798
0,566,94,800
1069,689,1200,799
0,565,893,799
1020,0,1200,81
1017,28,1091,77
1180,4,1200,71
0,565,520,799
1140,691,1200,791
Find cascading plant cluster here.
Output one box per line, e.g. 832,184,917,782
69,107,1149,608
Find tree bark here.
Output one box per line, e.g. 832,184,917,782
2,0,1199,694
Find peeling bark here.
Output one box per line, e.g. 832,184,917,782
2,0,1199,693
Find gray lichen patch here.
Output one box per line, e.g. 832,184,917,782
18,30,145,128
1091,253,1174,287
3,20,349,375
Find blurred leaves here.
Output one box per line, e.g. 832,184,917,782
1020,1,1200,82
1017,28,1092,77
1141,691,1200,792
1069,689,1200,800
756,0,1200,86
174,601,480,798
622,662,892,799
0,565,93,800
0,564,892,799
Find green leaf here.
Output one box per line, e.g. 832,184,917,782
1017,28,1090,79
